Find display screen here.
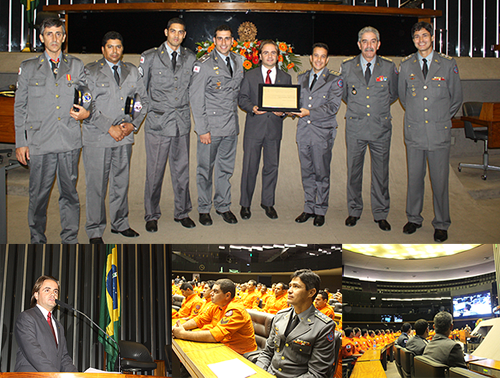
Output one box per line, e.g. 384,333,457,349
453,291,492,318
394,314,403,323
381,315,392,322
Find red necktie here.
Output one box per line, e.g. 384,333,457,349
265,69,272,84
47,312,58,348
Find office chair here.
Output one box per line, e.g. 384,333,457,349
394,345,404,378
414,355,449,378
400,347,414,378
449,367,488,377
332,330,342,376
458,102,500,180
117,340,157,374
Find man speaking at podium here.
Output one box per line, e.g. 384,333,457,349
14,275,78,372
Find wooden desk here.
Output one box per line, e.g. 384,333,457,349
461,102,500,148
469,358,500,376
172,339,274,378
0,97,15,144
350,360,387,378
464,353,487,364
357,349,381,362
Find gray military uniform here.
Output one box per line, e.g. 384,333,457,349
341,55,398,220
422,333,466,368
406,334,428,355
399,52,462,230
256,305,336,378
189,50,244,213
83,58,148,238
140,43,196,221
14,53,86,244
296,68,343,216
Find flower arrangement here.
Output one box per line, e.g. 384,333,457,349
195,40,301,73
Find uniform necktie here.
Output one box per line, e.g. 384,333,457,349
265,69,272,84
310,73,317,90
50,59,59,79
365,62,372,85
285,315,300,337
225,57,233,77
47,312,58,348
112,65,120,86
422,58,428,79
171,51,177,72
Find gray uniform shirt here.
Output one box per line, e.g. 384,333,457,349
422,333,467,368
406,334,428,355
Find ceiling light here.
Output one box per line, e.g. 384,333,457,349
343,244,480,259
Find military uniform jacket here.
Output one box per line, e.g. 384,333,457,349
256,305,336,378
189,50,244,137
140,43,196,137
422,333,467,368
238,66,291,141
83,58,148,147
296,68,343,144
14,54,86,155
398,52,462,151
341,55,398,141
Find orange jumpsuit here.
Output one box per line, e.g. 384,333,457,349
341,337,361,358
316,303,335,319
262,292,288,314
242,290,260,309
172,293,203,319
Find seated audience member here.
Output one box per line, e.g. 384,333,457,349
423,311,467,368
260,282,289,314
194,280,217,317
342,328,363,358
396,322,412,347
172,279,257,355
406,319,429,355
259,284,271,306
314,290,335,319
361,328,372,349
256,269,336,378
353,327,368,351
242,280,260,309
172,282,204,320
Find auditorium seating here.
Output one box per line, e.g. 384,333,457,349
394,344,404,378
414,355,449,378
244,309,275,362
400,347,414,378
172,295,184,311
117,340,157,374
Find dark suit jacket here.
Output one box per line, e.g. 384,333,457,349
15,306,77,372
238,66,292,141
422,333,467,368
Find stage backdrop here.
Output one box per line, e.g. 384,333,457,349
0,244,171,374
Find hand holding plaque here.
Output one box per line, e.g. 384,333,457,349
258,84,301,112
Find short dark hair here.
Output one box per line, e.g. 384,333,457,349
411,21,434,38
215,278,235,299
414,319,429,336
290,269,320,300
248,279,256,287
312,42,329,55
40,18,66,36
214,24,233,38
402,323,412,333
31,275,60,308
362,329,368,336
260,39,278,54
434,311,453,334
206,280,215,289
317,290,328,301
353,327,361,334
180,282,193,291
102,31,123,47
167,17,186,30
345,327,354,337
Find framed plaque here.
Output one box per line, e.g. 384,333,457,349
258,84,301,112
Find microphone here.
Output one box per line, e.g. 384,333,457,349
55,299,121,373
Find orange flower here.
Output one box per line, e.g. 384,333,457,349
243,60,253,70
278,54,283,62
288,47,292,53
233,40,238,47
197,46,202,52
279,42,287,52
244,42,250,48
287,62,294,70
207,44,214,53
240,49,246,56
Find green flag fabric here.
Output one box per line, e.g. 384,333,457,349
20,0,39,25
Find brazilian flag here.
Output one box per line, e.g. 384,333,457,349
98,245,121,371
20,0,39,25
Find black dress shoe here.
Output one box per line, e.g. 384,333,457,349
111,228,139,237
90,237,104,244
403,222,421,234
313,215,325,227
375,219,391,231
216,210,238,224
240,206,251,220
146,220,158,233
199,213,213,226
434,229,448,243
175,217,196,228
345,216,360,227
295,212,315,223
261,204,278,219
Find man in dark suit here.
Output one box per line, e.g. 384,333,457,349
14,18,89,244
238,40,291,220
83,31,148,244
399,21,462,242
15,275,77,372
292,43,343,227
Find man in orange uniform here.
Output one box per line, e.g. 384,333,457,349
172,282,203,319
361,329,372,349
242,280,260,309
314,290,335,319
261,282,289,314
172,279,257,355
193,280,216,317
259,284,271,307
342,328,363,377
353,327,369,352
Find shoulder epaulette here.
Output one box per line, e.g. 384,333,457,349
198,54,211,63
329,69,340,76
437,52,452,60
276,307,293,315
343,56,355,63
379,55,392,62
401,54,413,63
315,310,333,324
297,69,308,76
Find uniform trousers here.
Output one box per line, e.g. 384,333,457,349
83,144,132,238
28,149,80,244
298,137,334,216
406,145,451,230
240,136,280,208
197,135,237,213
144,132,191,221
346,135,391,220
